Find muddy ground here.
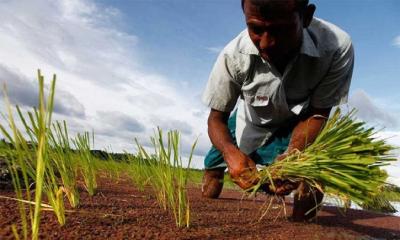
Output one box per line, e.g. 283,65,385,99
1,175,399,240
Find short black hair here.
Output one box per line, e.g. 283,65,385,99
241,0,309,13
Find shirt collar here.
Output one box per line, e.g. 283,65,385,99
300,29,320,57
238,28,320,58
238,30,259,55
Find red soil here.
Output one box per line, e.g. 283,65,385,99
1,175,399,240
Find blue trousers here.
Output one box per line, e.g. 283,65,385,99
204,111,293,169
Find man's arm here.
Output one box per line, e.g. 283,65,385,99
285,107,331,154
208,109,258,190
272,107,331,195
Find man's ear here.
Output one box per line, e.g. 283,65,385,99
303,4,316,28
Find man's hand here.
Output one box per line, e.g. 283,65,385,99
266,151,299,195
266,108,331,196
261,179,299,196
223,146,258,190
275,152,289,162
207,109,259,190
272,179,300,195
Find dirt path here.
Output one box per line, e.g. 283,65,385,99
1,176,399,239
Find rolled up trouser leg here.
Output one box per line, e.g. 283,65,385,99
204,110,293,170
203,109,295,197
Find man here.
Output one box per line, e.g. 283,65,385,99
201,0,354,221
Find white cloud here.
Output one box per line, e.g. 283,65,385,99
348,89,399,129
96,110,146,134
348,90,400,182
392,35,400,47
0,64,85,118
0,0,210,165
206,46,223,54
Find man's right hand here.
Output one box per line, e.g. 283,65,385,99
207,109,259,191
223,146,259,190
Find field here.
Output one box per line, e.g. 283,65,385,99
1,73,400,240
1,171,400,240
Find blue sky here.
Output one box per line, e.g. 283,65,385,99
0,0,399,178
97,0,400,102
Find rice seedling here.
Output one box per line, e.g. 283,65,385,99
124,151,152,191
21,76,67,226
48,121,80,208
0,70,103,236
96,154,121,180
0,115,33,239
72,132,97,196
100,150,134,181
169,130,197,227
135,128,197,227
251,108,398,213
0,70,60,239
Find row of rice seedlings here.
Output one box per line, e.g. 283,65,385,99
97,150,139,182
136,132,172,211
135,128,197,227
95,154,123,181
0,71,58,239
124,151,152,191
172,132,197,227
1,71,101,237
72,132,97,196
252,108,398,213
20,75,67,226
48,121,80,208
0,104,35,239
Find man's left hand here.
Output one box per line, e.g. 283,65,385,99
262,179,299,196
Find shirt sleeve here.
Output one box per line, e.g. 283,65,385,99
310,39,354,109
202,50,242,112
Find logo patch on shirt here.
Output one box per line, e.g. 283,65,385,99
256,95,269,101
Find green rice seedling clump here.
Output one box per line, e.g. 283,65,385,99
0,70,101,238
48,121,80,208
135,128,197,228
72,132,97,196
0,70,63,238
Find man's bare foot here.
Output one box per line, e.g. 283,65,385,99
292,182,324,222
201,168,225,199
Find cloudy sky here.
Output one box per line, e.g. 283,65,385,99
0,0,399,178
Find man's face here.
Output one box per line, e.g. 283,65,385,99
243,0,304,66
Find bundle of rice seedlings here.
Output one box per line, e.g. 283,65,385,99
252,108,398,210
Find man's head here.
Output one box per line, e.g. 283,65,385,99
242,0,315,67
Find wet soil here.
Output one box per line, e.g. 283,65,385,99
1,175,399,240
